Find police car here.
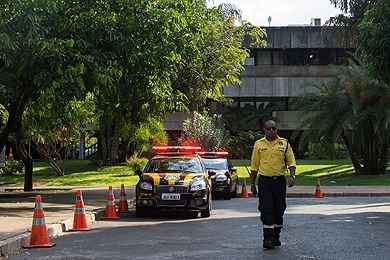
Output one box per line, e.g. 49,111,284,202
198,151,238,200
135,146,212,218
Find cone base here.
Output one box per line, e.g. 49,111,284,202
23,242,55,248
69,227,91,232
314,193,325,198
101,216,120,220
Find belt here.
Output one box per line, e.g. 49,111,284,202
259,175,284,180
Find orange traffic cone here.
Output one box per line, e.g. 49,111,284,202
23,195,55,248
102,186,120,219
240,181,249,198
69,190,91,231
314,178,324,198
8,147,14,161
118,184,129,213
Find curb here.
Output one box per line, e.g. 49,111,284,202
0,199,135,259
286,193,390,198
0,211,96,259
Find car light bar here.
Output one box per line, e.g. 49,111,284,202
152,146,202,155
197,151,229,157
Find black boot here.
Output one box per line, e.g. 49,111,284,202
273,227,282,246
263,228,275,249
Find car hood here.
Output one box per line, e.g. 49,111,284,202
143,173,205,186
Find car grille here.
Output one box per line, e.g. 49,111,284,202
156,185,188,193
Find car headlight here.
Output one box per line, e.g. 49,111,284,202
140,182,153,190
216,175,228,182
190,180,206,191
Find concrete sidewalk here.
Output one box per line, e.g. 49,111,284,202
0,187,135,258
1,185,390,258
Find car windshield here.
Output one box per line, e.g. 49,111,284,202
145,157,203,174
202,158,228,170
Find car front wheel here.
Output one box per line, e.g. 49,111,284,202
201,195,212,218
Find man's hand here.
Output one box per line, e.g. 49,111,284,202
287,176,295,187
251,183,257,197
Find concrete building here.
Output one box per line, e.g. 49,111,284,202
165,20,356,150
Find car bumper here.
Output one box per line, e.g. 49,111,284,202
212,182,230,194
137,190,209,211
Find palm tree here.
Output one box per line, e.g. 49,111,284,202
297,64,390,175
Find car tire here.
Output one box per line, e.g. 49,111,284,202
135,206,149,217
187,211,199,218
201,195,212,218
224,189,231,200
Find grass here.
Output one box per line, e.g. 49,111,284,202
0,160,139,187
1,159,390,187
232,159,390,186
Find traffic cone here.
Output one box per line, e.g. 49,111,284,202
8,147,14,161
118,184,129,213
69,190,91,231
240,181,249,198
23,195,55,248
314,178,324,198
102,186,120,219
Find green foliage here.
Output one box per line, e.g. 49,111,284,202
126,155,148,172
297,64,390,175
0,160,24,175
222,102,276,133
227,131,264,159
122,118,168,157
0,104,7,131
181,111,229,151
304,142,348,160
170,2,266,110
359,0,390,84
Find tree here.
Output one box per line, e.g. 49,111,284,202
359,0,390,85
171,3,266,110
181,111,229,151
0,0,84,190
298,64,390,175
329,0,376,25
23,92,97,176
59,0,266,164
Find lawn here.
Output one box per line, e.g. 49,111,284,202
1,159,390,187
0,160,139,187
232,159,390,186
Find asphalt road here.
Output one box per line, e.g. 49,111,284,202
12,197,390,260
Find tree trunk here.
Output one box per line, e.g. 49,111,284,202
0,100,33,191
341,130,363,174
17,142,33,191
98,113,120,165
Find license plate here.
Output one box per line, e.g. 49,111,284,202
161,193,180,200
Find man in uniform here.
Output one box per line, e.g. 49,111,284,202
250,119,296,249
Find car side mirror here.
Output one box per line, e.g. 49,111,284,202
135,169,142,177
208,170,216,178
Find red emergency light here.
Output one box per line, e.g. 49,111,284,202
152,146,202,155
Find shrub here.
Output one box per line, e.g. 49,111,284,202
180,111,229,150
0,160,25,175
227,131,264,159
304,142,348,160
126,155,148,172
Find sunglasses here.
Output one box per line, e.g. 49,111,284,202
264,127,277,131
